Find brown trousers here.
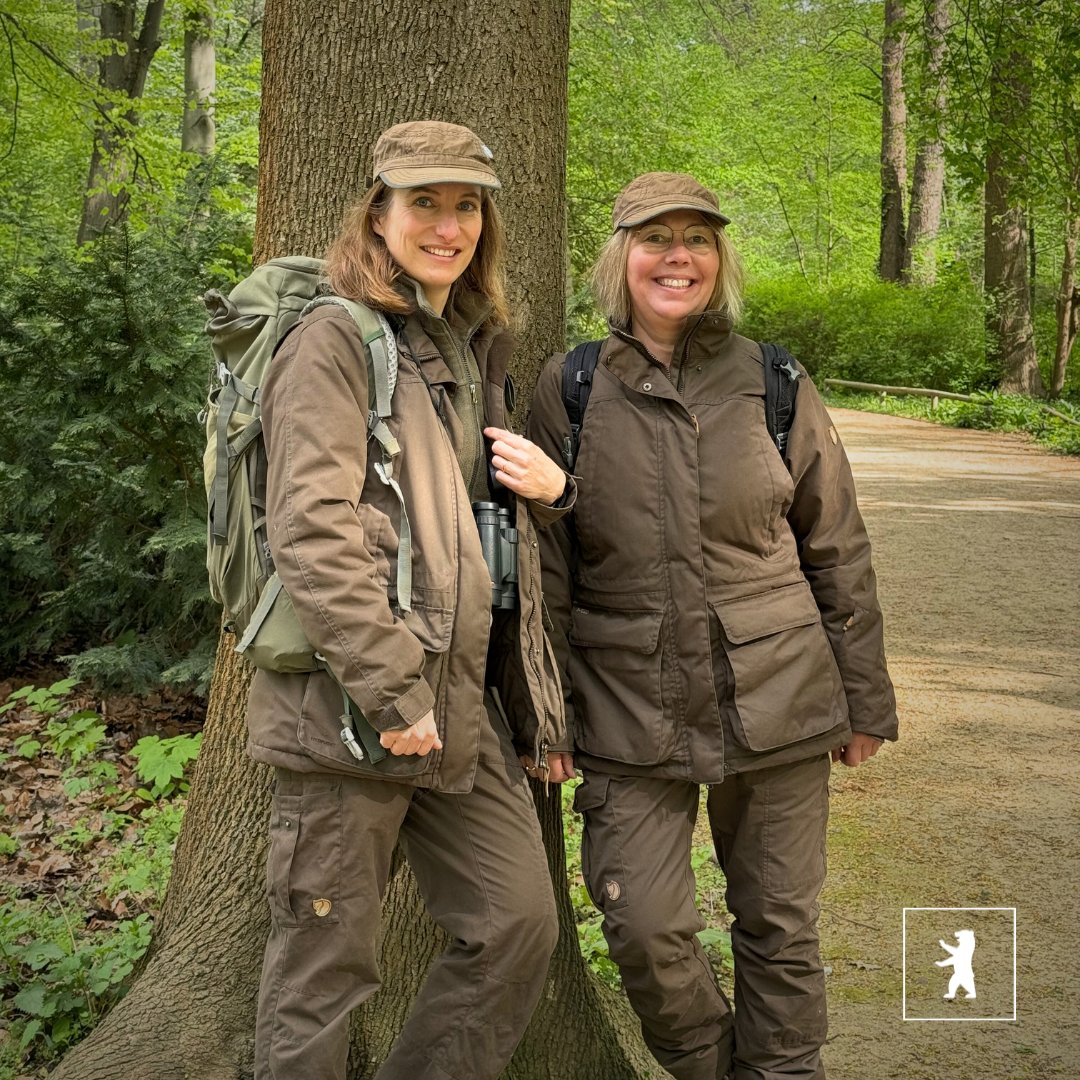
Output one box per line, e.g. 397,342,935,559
254,710,557,1080
574,755,830,1080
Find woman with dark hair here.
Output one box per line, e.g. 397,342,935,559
528,172,898,1080
249,121,571,1080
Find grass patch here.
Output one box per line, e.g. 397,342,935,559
823,388,1080,455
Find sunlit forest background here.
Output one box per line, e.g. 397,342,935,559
2,0,1077,696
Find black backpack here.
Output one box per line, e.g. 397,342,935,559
560,339,802,472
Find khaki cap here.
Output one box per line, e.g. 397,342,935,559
372,120,501,190
613,171,730,229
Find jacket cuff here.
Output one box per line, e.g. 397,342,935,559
374,678,436,732
528,475,577,529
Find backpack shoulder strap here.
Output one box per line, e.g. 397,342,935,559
760,342,802,458
300,295,413,612
561,338,604,470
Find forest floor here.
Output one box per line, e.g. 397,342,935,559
799,409,1080,1080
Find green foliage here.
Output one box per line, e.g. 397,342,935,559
0,205,248,693
824,388,1080,456
0,893,152,1066
0,681,194,1075
104,802,184,902
0,1,261,271
740,273,994,392
130,733,203,800
0,677,78,717
46,711,107,767
568,0,888,342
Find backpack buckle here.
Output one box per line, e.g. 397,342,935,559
216,361,232,386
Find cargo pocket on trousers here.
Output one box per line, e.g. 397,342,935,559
712,581,846,752
266,785,343,928
572,774,628,912
568,606,671,765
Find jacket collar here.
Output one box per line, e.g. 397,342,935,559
395,276,504,387
609,308,734,368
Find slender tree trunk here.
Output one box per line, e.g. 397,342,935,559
54,1,663,1076
878,0,907,281
1052,208,1080,397
984,47,1042,396
182,2,216,155
902,0,947,283
77,0,165,245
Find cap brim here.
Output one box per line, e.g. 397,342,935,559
618,199,730,228
380,166,501,190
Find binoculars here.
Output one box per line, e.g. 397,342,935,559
473,502,519,610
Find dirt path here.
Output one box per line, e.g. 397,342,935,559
819,410,1080,1080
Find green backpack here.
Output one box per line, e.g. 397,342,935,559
201,255,412,676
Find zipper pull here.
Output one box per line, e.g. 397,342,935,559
538,738,550,796
691,413,700,437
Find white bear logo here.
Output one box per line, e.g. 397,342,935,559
936,929,977,1000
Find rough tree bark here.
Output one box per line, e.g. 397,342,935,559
901,0,947,284
182,1,216,155
984,47,1043,396
53,0,663,1076
77,0,165,245
878,0,907,282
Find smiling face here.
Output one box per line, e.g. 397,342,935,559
372,182,484,316
625,210,720,336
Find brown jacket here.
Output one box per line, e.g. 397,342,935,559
246,293,567,794
526,312,897,783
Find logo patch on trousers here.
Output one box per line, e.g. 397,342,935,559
312,898,332,917
605,880,622,902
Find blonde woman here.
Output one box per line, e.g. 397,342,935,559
528,172,897,1080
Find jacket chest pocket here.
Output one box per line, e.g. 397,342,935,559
712,581,846,751
568,606,672,765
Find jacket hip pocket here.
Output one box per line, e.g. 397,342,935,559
568,606,671,765
712,581,846,752
266,782,342,928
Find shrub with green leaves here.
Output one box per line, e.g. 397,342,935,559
740,272,994,391
0,203,248,693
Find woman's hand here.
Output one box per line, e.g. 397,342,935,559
519,751,576,784
831,731,882,767
380,710,442,756
484,427,567,505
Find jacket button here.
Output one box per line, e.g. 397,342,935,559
642,382,652,392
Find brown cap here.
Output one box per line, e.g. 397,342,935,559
372,120,501,190
612,171,730,229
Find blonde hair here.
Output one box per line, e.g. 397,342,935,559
590,221,745,327
323,179,510,326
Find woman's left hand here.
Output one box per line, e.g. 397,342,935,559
831,731,883,767
484,427,567,505
519,751,576,785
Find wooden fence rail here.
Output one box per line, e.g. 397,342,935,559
823,378,1080,427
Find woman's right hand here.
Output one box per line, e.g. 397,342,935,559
380,710,442,756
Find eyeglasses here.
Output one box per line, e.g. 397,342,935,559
631,223,719,253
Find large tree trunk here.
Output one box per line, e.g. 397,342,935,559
1052,207,1080,397
77,0,166,244
984,47,1043,396
878,0,907,282
182,2,216,155
53,1,662,1076
901,0,947,284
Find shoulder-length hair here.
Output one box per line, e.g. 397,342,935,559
323,179,510,327
589,222,745,328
